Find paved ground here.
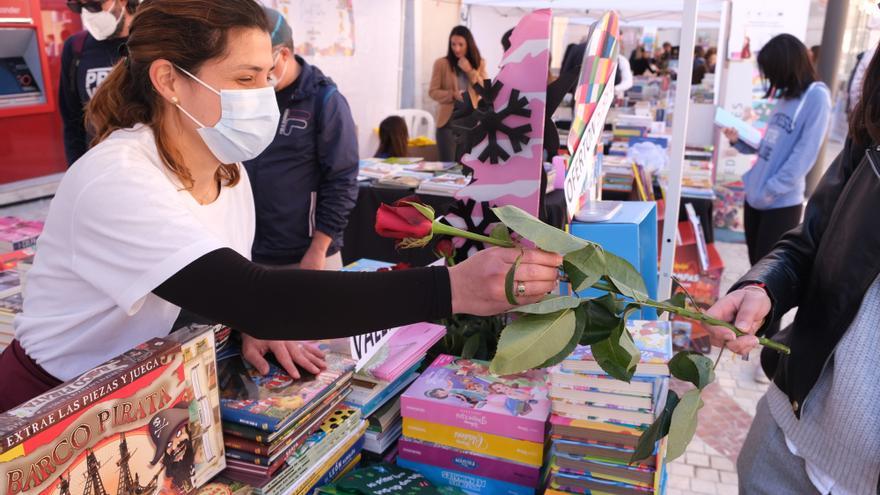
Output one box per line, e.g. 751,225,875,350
666,240,793,495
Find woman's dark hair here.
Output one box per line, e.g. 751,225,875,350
446,25,482,74
86,0,271,188
849,43,880,146
375,116,409,158
756,34,816,100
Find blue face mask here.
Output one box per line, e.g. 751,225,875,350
173,65,280,164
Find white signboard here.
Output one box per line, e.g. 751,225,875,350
564,77,615,218
349,327,399,372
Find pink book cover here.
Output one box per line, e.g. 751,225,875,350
363,322,446,382
400,354,550,442
398,438,541,487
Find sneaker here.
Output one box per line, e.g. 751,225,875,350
753,363,770,384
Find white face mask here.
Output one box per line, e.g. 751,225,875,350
267,51,288,89
81,1,124,41
173,65,280,164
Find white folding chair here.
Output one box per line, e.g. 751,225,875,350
390,108,436,140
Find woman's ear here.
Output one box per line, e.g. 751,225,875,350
150,59,180,104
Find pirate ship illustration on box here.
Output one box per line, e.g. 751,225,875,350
0,325,226,495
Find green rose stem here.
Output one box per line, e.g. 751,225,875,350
591,280,790,355
431,226,791,356
431,220,515,248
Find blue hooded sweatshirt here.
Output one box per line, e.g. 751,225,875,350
244,56,359,265
735,82,831,210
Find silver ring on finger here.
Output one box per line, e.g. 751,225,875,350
517,282,527,297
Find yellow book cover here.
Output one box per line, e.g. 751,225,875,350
401,418,544,467
292,421,368,495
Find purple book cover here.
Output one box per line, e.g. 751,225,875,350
398,438,541,487
400,355,549,442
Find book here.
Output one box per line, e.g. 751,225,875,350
369,393,402,429
548,384,653,411
552,439,654,468
398,438,541,488
401,418,543,467
223,392,351,478
562,321,672,377
403,161,456,172
396,458,535,495
400,355,550,443
551,400,655,427
548,369,655,398
223,389,346,445
364,421,402,454
218,349,355,433
549,470,653,495
316,464,467,495
551,452,655,486
359,323,445,382
348,362,420,416
714,106,762,148
415,174,470,197
549,416,644,448
0,324,226,495
341,259,395,272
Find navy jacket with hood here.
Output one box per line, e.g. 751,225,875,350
245,56,359,265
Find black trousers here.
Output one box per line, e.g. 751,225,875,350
436,125,456,162
744,201,803,338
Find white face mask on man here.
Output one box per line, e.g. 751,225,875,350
81,1,124,41
267,50,288,89
173,65,281,164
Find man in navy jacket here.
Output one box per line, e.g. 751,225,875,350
245,8,359,271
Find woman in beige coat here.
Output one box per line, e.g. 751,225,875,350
429,25,487,162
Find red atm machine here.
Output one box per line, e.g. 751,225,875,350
0,0,79,185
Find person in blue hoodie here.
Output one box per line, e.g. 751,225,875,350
245,8,359,274
723,34,831,313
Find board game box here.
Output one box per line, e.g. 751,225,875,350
0,324,225,495
400,355,549,443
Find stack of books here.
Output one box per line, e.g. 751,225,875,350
0,217,43,251
218,345,365,495
398,355,550,495
415,173,469,197
545,321,673,495
347,323,446,461
601,155,635,194
315,463,468,495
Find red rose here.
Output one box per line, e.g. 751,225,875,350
375,197,434,244
435,238,455,258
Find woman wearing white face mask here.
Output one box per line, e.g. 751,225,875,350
60,0,140,166
0,0,564,412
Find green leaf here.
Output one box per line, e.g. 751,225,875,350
580,299,619,345
504,251,523,305
668,352,715,390
654,292,687,317
595,292,625,315
666,389,704,461
490,309,577,375
461,333,481,359
590,304,640,381
493,205,588,254
401,201,435,222
631,392,680,463
490,224,513,244
537,305,586,369
511,295,582,315
564,246,606,292
604,252,649,301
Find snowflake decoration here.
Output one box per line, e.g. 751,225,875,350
440,199,500,261
451,79,532,164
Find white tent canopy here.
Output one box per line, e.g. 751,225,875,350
461,0,721,28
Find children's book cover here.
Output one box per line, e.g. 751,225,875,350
218,349,354,432
400,355,549,443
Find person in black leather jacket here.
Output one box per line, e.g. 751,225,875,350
705,46,880,494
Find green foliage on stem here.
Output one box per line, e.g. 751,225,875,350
666,389,704,461
490,309,577,375
511,295,582,314
668,352,715,390
564,246,606,292
631,392,679,463
493,205,588,254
